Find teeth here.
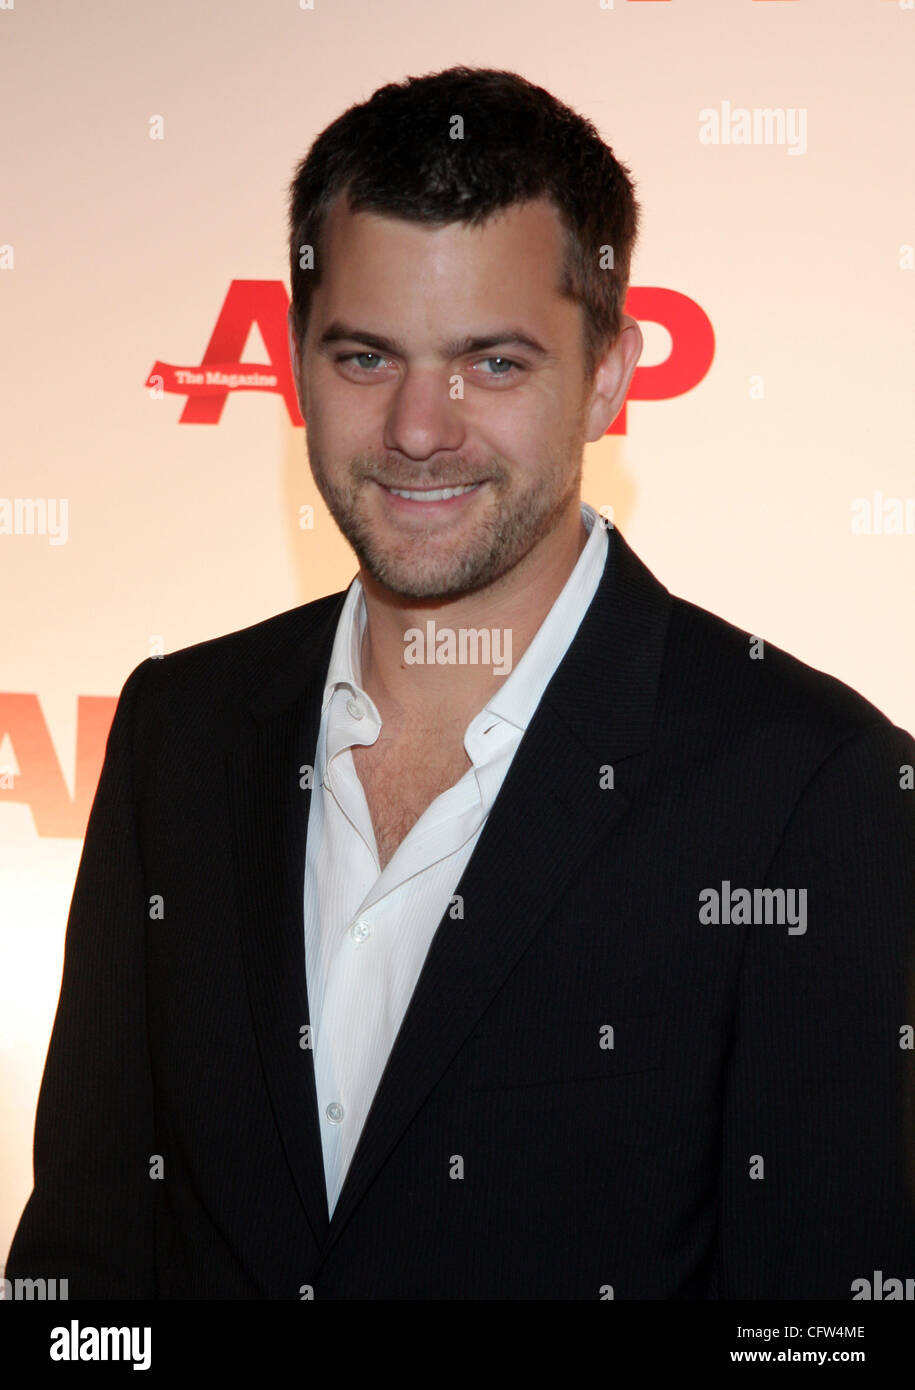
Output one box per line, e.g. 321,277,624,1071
387,483,479,502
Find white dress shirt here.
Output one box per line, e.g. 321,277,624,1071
302,500,609,1217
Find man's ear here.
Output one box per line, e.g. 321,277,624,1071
287,307,306,419
582,314,643,442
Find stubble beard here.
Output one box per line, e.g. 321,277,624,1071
307,434,585,601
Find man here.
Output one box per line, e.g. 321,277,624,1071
7,66,915,1299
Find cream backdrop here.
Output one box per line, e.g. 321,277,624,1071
2,0,913,1263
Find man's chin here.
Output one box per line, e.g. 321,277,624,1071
358,559,488,602
339,513,488,598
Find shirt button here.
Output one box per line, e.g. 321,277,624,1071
326,1102,344,1124
346,697,364,720
350,918,372,944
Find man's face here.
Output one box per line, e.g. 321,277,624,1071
290,195,599,600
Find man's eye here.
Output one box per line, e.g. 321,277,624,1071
475,356,519,376
338,352,388,370
335,352,520,377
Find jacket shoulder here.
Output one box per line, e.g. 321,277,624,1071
119,588,347,720
663,591,908,756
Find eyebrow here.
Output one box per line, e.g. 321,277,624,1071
318,320,552,359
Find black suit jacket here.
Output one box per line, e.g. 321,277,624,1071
7,526,915,1299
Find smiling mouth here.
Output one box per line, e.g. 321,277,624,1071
378,481,483,503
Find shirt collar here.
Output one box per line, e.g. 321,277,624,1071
476,500,607,736
321,500,609,738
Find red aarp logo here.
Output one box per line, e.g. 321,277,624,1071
146,279,714,434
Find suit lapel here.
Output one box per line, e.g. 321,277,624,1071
324,527,671,1252
224,591,346,1248
224,526,671,1260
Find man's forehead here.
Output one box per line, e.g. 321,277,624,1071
321,191,567,258
306,194,581,356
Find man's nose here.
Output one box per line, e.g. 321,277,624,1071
382,367,466,462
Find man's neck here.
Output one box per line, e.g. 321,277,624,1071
357,502,589,739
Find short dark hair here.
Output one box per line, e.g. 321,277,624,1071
287,66,640,381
